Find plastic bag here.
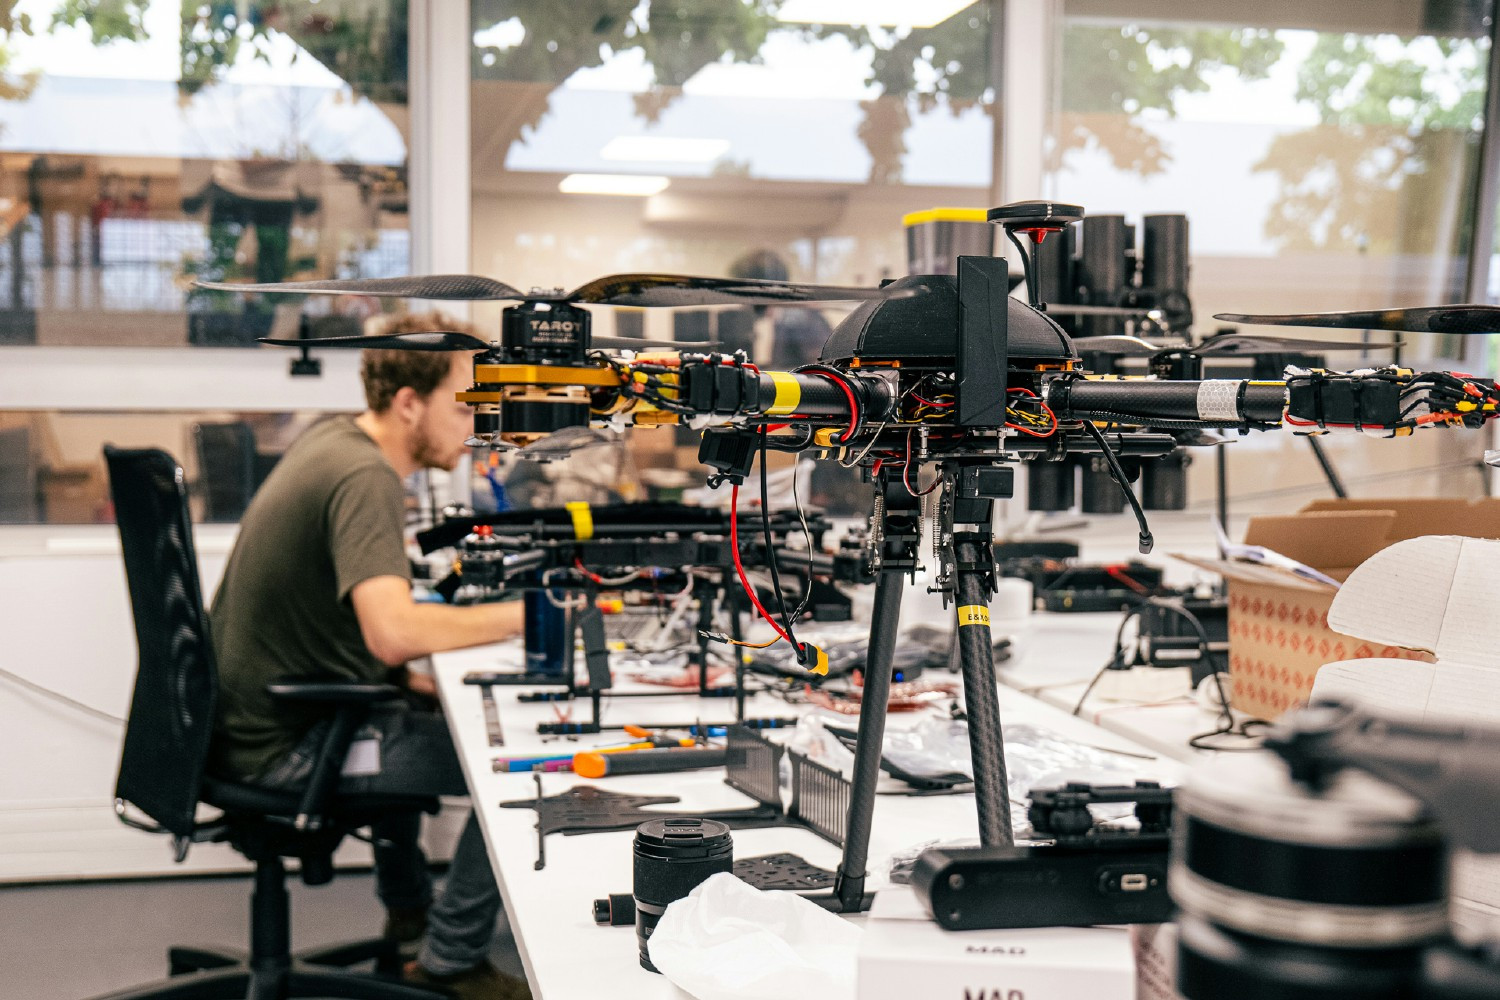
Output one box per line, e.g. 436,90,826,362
883,719,1149,882
649,872,863,1000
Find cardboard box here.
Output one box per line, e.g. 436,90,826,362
857,888,1134,1000
1177,499,1500,719
1312,534,1500,926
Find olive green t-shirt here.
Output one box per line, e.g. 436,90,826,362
208,416,410,780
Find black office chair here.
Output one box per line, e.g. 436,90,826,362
98,446,446,1000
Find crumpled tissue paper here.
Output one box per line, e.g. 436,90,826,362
648,871,863,1000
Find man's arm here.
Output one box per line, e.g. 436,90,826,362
350,575,525,666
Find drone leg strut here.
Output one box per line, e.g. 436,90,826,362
833,567,905,913
834,480,921,913
953,533,1014,847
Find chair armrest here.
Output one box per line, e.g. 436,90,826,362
266,682,402,704
264,682,401,831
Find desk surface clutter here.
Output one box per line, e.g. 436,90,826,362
432,616,1201,1000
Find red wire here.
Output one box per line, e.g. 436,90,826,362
910,393,953,408
573,557,604,585
729,484,791,643
807,371,859,442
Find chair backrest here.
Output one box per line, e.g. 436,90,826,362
193,421,257,522
104,446,217,839
0,426,36,522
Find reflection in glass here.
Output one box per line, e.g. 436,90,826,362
470,2,997,504
1049,15,1490,325
0,1,408,347
0,408,329,524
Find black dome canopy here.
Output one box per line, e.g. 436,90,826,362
818,274,1074,365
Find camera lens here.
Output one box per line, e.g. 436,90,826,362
633,818,734,973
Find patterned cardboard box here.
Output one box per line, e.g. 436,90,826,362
1178,498,1500,720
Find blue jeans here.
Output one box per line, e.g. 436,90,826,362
255,706,503,976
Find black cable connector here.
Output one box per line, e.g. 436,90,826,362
1079,420,1155,554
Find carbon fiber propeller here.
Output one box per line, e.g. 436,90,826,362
199,270,907,307
1070,333,1398,357
1214,304,1500,335
258,331,714,352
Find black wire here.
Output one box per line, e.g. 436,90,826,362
758,431,803,658
1004,228,1073,357
1073,607,1140,716
764,424,817,451
1136,601,1270,752
1079,420,1155,553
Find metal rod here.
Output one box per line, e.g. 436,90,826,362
1465,7,1500,307
1305,435,1348,499
834,568,905,913
730,594,747,724
694,579,715,699
1216,443,1229,531
953,536,1014,847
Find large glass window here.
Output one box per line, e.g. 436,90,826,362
469,2,997,508
0,0,408,347
1047,1,1495,513
0,408,335,524
1051,3,1490,328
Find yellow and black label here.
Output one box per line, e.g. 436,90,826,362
956,605,991,628
766,372,802,416
565,501,594,540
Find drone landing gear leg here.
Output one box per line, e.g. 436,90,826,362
834,480,921,914
953,532,1015,847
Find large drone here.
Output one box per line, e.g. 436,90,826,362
206,199,1500,913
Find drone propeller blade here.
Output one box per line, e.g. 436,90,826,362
198,274,527,301
259,331,493,352
1214,304,1500,335
1197,334,1400,354
566,273,911,308
487,426,617,461
1044,304,1158,318
1068,335,1178,356
591,335,722,352
1070,333,1400,357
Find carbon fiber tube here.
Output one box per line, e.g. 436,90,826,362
754,373,852,416
954,537,1014,847
1051,378,1287,425
835,568,905,912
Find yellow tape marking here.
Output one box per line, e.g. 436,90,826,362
957,605,991,627
566,501,594,541
767,372,802,416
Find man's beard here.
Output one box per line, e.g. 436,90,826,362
412,423,459,471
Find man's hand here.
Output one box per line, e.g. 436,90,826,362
403,669,437,698
351,575,525,665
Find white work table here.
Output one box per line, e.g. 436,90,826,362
433,638,1182,1000
996,610,1258,764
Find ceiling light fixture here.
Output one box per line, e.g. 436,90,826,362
559,173,671,196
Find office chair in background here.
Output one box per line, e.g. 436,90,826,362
97,445,444,1000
